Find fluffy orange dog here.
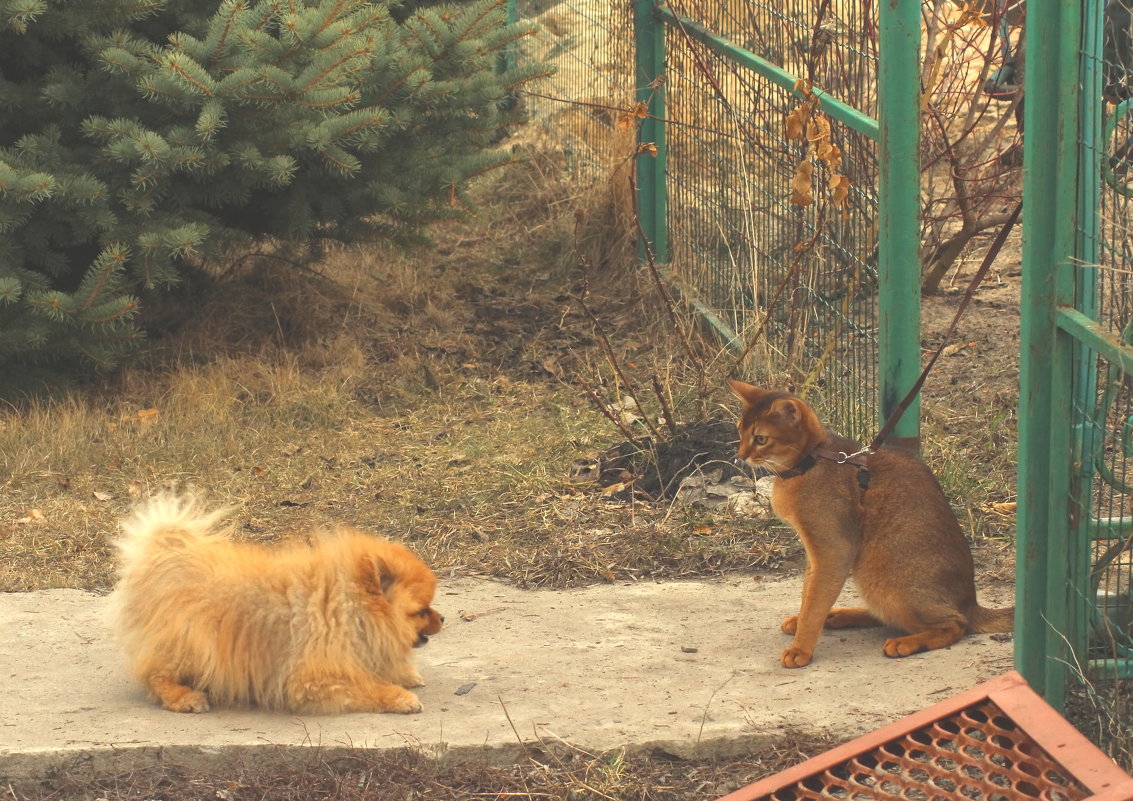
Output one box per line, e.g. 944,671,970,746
111,495,443,714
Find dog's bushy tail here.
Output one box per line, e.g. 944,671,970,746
118,493,232,564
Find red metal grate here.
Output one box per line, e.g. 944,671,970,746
715,672,1133,801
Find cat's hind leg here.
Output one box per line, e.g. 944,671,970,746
882,620,965,657
824,607,883,629
146,671,210,713
781,606,881,632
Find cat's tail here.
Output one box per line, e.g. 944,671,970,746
967,604,1014,634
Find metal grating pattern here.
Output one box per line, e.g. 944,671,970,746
716,673,1133,801
761,700,1089,801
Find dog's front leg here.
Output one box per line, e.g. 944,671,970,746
290,671,423,714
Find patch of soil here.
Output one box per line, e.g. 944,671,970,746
570,418,745,499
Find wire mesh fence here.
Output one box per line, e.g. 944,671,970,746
1068,0,1133,769
513,0,635,184
513,0,886,439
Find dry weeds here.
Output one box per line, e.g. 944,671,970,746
0,154,794,595
15,731,840,801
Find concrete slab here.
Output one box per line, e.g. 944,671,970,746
0,574,1015,788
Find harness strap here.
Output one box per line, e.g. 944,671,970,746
778,445,871,491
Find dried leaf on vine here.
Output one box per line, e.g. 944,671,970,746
819,142,842,172
617,101,649,130
807,114,831,147
949,2,988,28
785,106,807,140
637,141,658,156
790,161,814,206
830,174,851,211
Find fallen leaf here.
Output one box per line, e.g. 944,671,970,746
693,524,713,535
251,466,268,478
126,481,144,498
600,480,633,497
93,491,112,502
17,509,46,524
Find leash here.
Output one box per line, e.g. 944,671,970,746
774,200,1023,491
868,200,1023,454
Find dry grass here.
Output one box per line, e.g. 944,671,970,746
0,154,791,595
19,732,840,801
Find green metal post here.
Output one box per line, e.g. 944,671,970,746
877,0,922,449
1017,0,1083,710
634,0,668,263
1075,0,1104,681
498,0,517,74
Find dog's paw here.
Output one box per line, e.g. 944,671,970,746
780,646,813,669
386,689,423,714
780,615,799,635
162,688,210,713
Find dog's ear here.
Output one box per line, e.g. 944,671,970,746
378,558,397,595
359,554,397,597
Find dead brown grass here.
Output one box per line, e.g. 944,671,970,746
0,153,791,594
16,732,840,801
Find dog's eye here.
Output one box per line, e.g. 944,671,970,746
417,608,431,617
753,435,768,445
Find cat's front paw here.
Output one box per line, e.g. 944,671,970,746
780,646,813,668
780,615,799,635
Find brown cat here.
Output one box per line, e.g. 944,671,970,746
728,378,1013,668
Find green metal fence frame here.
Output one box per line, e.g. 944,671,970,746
632,0,922,443
1019,1,1133,709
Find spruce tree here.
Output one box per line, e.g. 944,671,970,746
0,0,545,382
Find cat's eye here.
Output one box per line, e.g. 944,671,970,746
753,435,768,445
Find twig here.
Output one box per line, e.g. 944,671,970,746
574,289,664,442
651,374,679,437
576,374,648,452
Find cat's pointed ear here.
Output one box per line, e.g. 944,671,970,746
727,378,767,405
769,397,804,424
